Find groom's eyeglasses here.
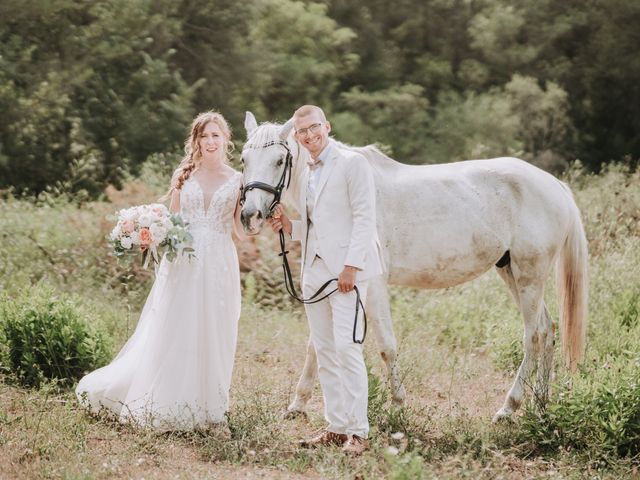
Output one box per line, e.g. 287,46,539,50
295,123,323,138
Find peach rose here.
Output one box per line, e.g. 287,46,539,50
139,228,152,247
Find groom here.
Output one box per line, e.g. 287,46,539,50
268,105,383,455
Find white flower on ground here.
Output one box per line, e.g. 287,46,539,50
386,446,399,456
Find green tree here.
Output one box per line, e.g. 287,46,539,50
561,0,640,167
336,84,430,163
425,88,521,164
169,0,252,129
504,74,575,171
244,0,359,120
0,0,195,194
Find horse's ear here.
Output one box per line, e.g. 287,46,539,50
244,111,258,137
279,119,294,141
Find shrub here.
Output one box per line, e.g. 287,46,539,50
519,355,640,462
0,284,111,388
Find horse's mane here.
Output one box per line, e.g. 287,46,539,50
246,123,403,173
331,139,402,172
244,122,282,148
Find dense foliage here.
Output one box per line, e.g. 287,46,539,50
1,0,638,196
0,284,111,388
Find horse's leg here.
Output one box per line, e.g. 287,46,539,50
366,275,406,406
286,337,317,416
493,267,546,422
535,304,555,405
496,260,556,413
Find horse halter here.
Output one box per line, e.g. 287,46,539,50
240,139,293,215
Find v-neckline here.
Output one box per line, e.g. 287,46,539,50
191,173,236,216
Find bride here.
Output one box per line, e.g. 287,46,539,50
76,111,243,430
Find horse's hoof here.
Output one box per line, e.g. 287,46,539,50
492,408,513,423
283,409,307,420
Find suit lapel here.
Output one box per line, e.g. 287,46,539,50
314,146,338,201
300,167,309,225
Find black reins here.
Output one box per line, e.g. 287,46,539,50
240,140,367,344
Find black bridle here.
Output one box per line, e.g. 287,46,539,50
240,139,367,344
240,140,293,213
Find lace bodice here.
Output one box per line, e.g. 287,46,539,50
180,171,242,236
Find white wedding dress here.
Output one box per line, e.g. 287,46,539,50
76,171,242,430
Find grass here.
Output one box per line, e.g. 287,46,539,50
1,162,640,478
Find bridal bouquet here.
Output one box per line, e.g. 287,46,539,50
109,203,194,267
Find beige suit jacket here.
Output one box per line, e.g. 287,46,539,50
291,140,384,282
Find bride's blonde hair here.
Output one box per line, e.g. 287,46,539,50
164,111,234,198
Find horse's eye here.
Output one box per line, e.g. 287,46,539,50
240,157,245,164
276,158,284,166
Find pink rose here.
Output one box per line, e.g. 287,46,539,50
139,228,152,247
121,219,135,234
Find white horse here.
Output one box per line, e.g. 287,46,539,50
239,112,588,421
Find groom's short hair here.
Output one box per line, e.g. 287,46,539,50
293,105,327,122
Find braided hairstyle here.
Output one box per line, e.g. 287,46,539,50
164,111,234,198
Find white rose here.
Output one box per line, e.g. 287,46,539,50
150,203,169,215
129,231,140,245
110,224,122,241
120,207,138,222
150,224,167,243
120,236,133,249
138,213,153,228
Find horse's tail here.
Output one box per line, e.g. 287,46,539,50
556,184,589,372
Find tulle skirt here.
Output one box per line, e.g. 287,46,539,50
76,233,240,430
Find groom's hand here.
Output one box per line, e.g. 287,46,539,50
266,204,292,235
337,266,358,293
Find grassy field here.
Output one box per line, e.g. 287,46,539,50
1,162,639,479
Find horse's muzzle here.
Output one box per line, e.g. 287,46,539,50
240,206,265,235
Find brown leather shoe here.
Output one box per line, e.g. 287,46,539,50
342,435,369,455
299,430,348,448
